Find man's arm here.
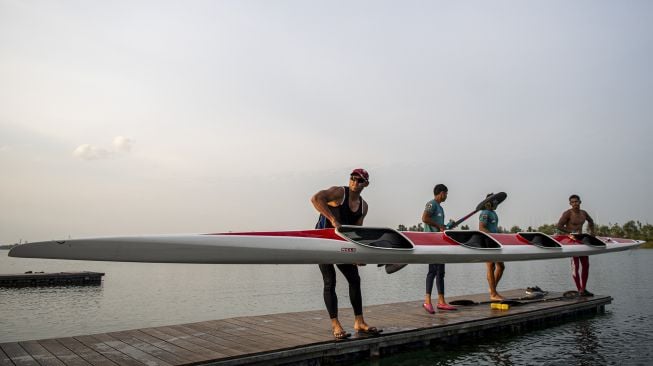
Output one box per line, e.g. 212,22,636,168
422,210,446,231
311,186,345,228
556,210,571,234
584,211,596,235
478,215,490,233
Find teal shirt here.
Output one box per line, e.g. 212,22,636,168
423,199,445,232
479,209,499,233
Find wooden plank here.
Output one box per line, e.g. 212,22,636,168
123,329,225,362
56,337,118,366
17,341,65,366
139,326,239,358
237,313,331,342
0,343,39,366
91,334,172,366
106,332,186,366
199,320,298,350
74,336,144,366
222,317,317,345
183,322,289,353
169,324,251,356
38,339,91,366
0,346,16,366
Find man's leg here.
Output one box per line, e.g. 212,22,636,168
434,264,447,305
319,264,348,338
580,256,591,295
571,257,582,291
338,264,378,333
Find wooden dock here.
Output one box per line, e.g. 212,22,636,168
0,271,104,287
0,289,611,365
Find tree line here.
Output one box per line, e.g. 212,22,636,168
397,220,653,241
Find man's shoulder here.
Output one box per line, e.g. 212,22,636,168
479,210,495,220
424,199,440,210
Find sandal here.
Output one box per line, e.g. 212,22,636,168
355,326,382,335
333,330,351,340
437,303,457,311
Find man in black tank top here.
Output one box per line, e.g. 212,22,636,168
311,168,381,339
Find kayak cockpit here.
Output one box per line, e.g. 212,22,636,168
336,226,414,250
518,232,562,249
444,230,502,249
573,234,607,248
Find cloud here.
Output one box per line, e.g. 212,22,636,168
113,136,132,152
73,136,133,160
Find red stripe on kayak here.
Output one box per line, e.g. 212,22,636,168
205,229,346,241
401,232,459,246
489,233,531,245
551,234,587,245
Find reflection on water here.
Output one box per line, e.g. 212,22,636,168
2,250,653,365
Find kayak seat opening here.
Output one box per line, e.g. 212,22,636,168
518,232,562,249
337,226,414,250
576,234,606,248
445,231,501,249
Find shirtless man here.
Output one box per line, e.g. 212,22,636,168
311,168,381,339
557,194,596,296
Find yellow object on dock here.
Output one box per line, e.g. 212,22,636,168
491,303,510,310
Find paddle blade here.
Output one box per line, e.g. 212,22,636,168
475,192,507,211
385,264,408,274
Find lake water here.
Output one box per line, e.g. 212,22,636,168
2,249,652,365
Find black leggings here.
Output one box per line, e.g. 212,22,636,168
319,264,362,319
426,263,445,295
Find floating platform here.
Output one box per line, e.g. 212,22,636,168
0,271,104,287
0,289,610,365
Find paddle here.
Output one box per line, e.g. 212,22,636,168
446,192,507,229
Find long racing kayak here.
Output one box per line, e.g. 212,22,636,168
8,226,643,264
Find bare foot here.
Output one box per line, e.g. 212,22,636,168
331,319,350,339
490,293,505,301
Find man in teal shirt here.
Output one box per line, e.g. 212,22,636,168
421,184,456,313
479,194,504,301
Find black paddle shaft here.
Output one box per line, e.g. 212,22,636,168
448,192,507,229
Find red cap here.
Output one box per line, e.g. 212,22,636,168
350,168,369,182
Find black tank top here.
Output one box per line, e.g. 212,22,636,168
316,187,364,229
338,186,363,225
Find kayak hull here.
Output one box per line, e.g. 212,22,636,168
8,226,644,264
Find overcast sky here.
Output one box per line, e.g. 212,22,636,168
1,0,652,243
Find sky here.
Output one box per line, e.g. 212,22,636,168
1,0,652,244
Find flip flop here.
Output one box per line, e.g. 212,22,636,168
437,303,457,311
333,330,351,340
563,290,580,299
355,327,383,336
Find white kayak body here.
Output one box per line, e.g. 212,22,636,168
8,226,643,264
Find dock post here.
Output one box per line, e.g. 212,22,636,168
369,343,380,360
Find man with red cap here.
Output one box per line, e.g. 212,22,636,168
311,168,381,340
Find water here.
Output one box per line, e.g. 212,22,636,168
2,250,652,365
